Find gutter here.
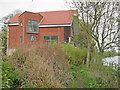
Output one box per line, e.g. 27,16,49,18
39,24,71,27
8,22,19,26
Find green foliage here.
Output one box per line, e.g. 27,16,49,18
103,49,118,58
62,43,87,66
70,64,79,88
70,65,77,79
118,52,120,56
79,65,92,87
2,61,23,88
74,33,87,48
90,46,99,60
0,26,7,55
80,61,118,88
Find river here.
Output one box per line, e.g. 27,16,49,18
103,56,119,70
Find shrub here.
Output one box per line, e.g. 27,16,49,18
2,61,23,88
62,43,87,66
8,44,73,88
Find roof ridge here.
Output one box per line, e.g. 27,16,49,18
7,9,77,24
38,9,77,13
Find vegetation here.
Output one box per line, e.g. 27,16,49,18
1,2,119,88
80,61,118,88
103,49,119,58
0,26,7,55
0,10,22,54
70,64,79,88
2,44,74,88
2,42,119,88
68,1,119,63
2,61,23,88
62,43,87,66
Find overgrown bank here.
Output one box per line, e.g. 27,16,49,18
62,43,119,88
79,62,118,88
2,43,119,88
2,44,74,88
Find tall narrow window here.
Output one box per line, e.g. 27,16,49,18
27,20,38,33
64,27,67,42
20,36,22,43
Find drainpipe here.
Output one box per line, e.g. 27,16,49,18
6,26,9,55
58,26,60,45
23,15,25,44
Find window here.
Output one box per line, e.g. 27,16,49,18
51,36,58,41
27,20,38,33
20,36,22,43
64,27,67,42
44,36,58,42
29,35,36,41
20,21,22,27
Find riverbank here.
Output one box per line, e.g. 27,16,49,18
103,50,120,58
79,61,118,88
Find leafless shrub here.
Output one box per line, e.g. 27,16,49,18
9,44,73,88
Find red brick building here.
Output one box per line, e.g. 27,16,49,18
7,10,77,55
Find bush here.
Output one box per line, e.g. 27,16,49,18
2,61,23,88
62,43,87,66
8,44,73,88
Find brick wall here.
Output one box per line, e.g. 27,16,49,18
8,12,71,49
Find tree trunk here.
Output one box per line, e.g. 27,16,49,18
86,37,90,69
99,50,103,65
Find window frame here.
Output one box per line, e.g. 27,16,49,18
29,35,36,42
44,36,58,42
27,20,38,34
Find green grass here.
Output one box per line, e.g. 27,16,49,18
79,63,118,88
70,64,79,88
79,65,94,88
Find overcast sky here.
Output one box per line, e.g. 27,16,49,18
0,0,70,19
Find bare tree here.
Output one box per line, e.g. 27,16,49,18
0,10,22,54
67,0,119,66
2,9,22,24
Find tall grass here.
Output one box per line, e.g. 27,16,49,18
80,61,118,88
62,43,87,66
7,44,73,88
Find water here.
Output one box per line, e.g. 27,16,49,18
103,56,119,70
